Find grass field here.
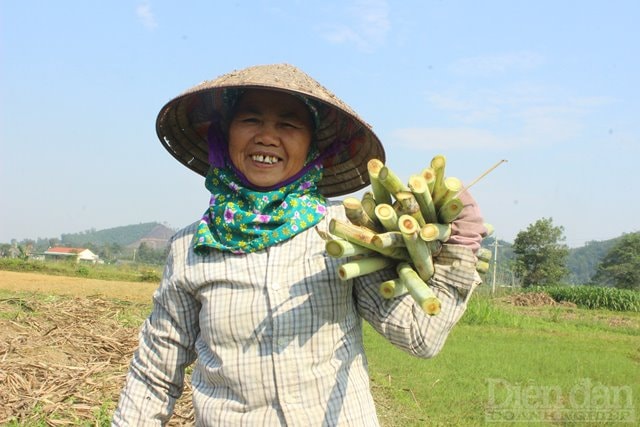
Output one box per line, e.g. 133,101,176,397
1,270,638,426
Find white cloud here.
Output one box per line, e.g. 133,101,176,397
320,0,390,52
450,51,545,75
392,84,616,152
136,1,157,30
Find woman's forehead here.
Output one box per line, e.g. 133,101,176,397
234,89,314,121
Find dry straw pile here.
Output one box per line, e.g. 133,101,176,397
0,295,194,425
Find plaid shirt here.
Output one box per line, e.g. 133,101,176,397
113,201,481,426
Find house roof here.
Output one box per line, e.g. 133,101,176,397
45,247,86,255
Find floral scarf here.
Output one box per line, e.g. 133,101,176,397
192,162,327,254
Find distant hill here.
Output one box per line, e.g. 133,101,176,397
566,237,619,284
481,235,624,285
60,222,176,250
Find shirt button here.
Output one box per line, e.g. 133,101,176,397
271,282,281,291
277,337,287,348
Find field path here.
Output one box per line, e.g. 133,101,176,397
0,270,157,303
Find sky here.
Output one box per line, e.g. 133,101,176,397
1,0,638,248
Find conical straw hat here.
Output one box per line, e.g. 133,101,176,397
156,63,385,197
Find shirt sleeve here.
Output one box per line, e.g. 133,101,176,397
353,243,481,359
112,239,201,426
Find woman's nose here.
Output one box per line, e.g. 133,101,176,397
254,123,280,145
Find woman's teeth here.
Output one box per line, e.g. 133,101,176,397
252,154,279,164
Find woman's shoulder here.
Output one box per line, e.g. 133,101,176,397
167,221,200,246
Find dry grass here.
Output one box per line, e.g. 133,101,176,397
0,275,195,426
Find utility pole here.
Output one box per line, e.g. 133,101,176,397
491,237,501,295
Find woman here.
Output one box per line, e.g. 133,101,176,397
113,64,486,426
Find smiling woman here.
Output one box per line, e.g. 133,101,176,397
113,63,487,426
227,89,314,188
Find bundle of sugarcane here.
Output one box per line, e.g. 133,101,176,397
325,155,496,316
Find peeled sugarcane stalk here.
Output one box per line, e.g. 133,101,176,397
379,278,407,299
378,165,409,195
396,262,441,315
395,191,426,227
408,174,438,224
437,197,464,223
374,203,400,231
329,219,410,260
338,256,397,281
326,239,375,258
343,197,380,231
435,176,463,210
398,215,435,281
430,155,447,207
367,159,392,205
419,223,452,242
372,231,405,249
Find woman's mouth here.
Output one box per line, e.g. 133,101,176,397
251,154,281,165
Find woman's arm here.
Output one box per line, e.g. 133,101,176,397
112,238,201,426
353,190,486,358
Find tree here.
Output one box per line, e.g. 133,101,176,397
512,217,569,287
591,232,640,290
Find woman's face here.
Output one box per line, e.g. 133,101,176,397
228,89,313,188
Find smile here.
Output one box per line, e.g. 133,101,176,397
251,154,281,165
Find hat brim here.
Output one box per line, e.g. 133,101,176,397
156,64,385,197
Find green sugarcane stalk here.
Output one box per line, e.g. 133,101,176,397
476,260,490,274
419,223,452,242
398,215,435,281
421,167,437,194
395,191,426,227
325,239,376,258
338,256,397,281
396,262,441,315
378,165,409,195
372,231,405,249
361,192,379,226
379,278,407,299
367,159,392,205
329,219,409,260
477,247,492,262
408,174,438,224
374,203,400,232
484,223,495,237
437,197,464,223
430,155,447,206
343,197,380,231
435,176,463,210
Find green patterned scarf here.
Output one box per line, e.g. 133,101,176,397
193,163,327,254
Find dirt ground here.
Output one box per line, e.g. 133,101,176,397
0,270,195,425
0,270,158,303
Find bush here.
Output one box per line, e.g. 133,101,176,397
529,285,640,312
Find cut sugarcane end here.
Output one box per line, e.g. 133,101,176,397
419,224,439,241
422,298,442,315
430,155,446,169
342,197,361,210
367,158,384,175
408,175,428,193
398,215,419,234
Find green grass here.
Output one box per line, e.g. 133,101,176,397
365,295,640,426
0,258,162,282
